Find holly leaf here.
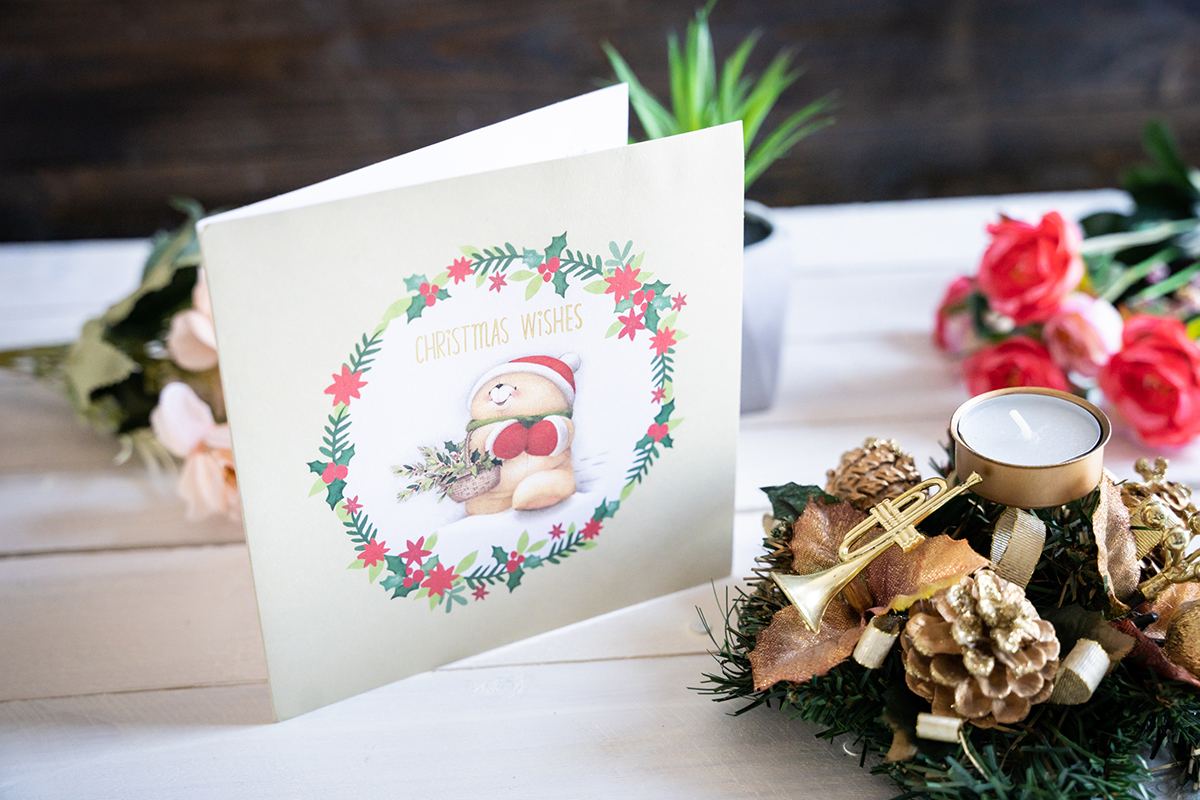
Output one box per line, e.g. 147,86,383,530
506,568,524,592
435,287,450,300
643,303,660,333
325,479,346,509
384,555,407,574
615,297,633,312
492,545,508,564
654,399,675,425
406,298,427,322
524,554,544,570
761,483,835,525
334,444,355,466
642,279,670,298
404,274,429,292
552,270,569,298
660,434,674,448
593,498,620,520
307,460,327,476
545,232,567,260
522,248,543,269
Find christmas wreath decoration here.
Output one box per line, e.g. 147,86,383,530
304,234,688,612
700,439,1200,798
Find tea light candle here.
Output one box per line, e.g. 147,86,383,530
950,388,1110,508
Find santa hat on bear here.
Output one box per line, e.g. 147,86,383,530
468,353,582,409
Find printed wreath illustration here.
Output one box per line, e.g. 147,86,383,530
305,233,688,613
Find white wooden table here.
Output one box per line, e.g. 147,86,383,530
4,190,1189,799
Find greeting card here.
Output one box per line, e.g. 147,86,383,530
198,86,744,719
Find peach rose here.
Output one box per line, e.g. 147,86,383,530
1099,316,1200,447
978,212,1083,325
1042,293,1123,378
150,382,239,521
166,270,219,372
963,337,1070,395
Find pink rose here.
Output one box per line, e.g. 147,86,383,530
150,382,239,521
978,212,1083,325
1099,316,1200,447
1042,293,1123,378
963,337,1070,395
933,276,977,356
166,270,219,372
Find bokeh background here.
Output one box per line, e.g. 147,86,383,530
3,0,1198,241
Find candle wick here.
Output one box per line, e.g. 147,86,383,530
1009,409,1037,442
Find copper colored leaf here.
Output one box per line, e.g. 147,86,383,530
1093,472,1138,614
788,499,866,574
1146,583,1200,639
748,601,863,690
866,535,989,612
1113,618,1200,689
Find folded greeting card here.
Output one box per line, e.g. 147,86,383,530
198,86,743,719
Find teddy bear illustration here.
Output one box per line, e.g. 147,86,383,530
463,353,580,516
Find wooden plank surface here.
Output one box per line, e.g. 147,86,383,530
3,0,1197,240
6,189,1194,798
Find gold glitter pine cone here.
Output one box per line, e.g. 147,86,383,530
901,570,1060,728
825,437,921,511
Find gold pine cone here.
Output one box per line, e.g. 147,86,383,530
825,437,921,511
901,570,1060,728
1165,601,1200,678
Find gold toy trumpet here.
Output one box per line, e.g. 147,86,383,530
771,472,983,632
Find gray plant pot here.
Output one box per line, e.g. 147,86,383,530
740,200,790,413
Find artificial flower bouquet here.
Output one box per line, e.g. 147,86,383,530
935,123,1200,447
1,202,239,520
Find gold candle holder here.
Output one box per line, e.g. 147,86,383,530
950,387,1111,509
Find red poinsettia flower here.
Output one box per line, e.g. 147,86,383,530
605,264,642,303
582,518,602,540
421,562,459,598
647,422,669,442
343,495,363,515
549,523,564,539
324,365,367,406
472,585,488,600
671,293,687,311
489,274,507,293
447,257,474,284
357,538,389,567
651,386,666,403
649,327,677,357
537,257,561,283
321,462,348,484
618,309,646,341
400,536,432,566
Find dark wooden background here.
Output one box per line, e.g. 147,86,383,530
3,0,1198,241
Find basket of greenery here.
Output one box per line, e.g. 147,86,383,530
394,440,502,504
604,2,834,413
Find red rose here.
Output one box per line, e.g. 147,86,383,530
933,275,977,355
963,337,1070,395
1099,315,1200,446
977,212,1083,325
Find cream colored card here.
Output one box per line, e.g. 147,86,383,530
199,88,743,719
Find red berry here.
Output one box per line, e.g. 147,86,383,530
425,294,436,307
506,561,518,573
542,273,551,282
510,550,519,559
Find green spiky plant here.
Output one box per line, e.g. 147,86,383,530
604,2,834,191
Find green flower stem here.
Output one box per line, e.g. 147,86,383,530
1080,218,1198,257
1098,247,1178,302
